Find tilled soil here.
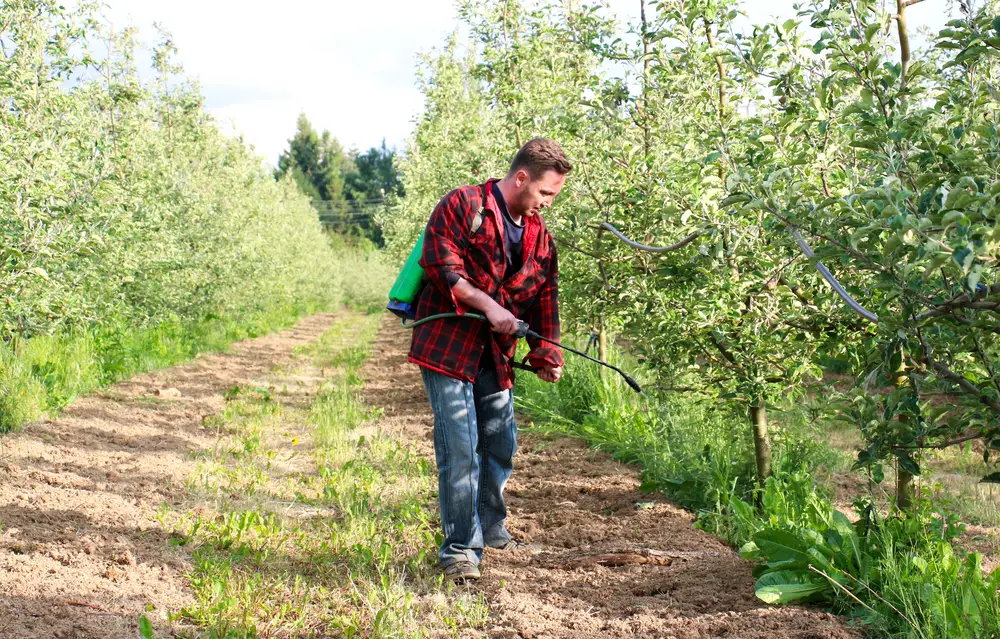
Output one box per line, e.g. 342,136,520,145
0,313,338,639
363,315,861,639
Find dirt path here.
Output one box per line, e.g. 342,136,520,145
363,315,860,639
0,313,338,639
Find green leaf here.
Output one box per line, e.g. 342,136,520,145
831,510,855,535
138,615,156,639
755,570,828,604
952,246,972,271
24,267,50,281
894,451,920,476
720,193,751,208
740,541,760,559
941,211,965,226
754,529,811,565
807,547,832,569
968,268,981,292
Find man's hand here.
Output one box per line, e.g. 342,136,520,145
485,305,520,335
452,278,520,335
537,366,562,383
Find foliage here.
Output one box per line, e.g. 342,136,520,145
378,35,496,263
345,140,405,204
743,496,1000,639
0,1,341,430
326,234,398,313
276,115,403,244
386,0,1000,500
339,141,405,246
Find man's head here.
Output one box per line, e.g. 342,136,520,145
500,138,572,218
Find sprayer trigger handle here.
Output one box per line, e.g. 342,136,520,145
514,321,530,339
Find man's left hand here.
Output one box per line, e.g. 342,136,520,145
537,366,562,383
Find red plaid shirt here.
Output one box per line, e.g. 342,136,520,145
408,179,563,389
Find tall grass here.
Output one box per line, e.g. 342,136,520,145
162,313,488,638
515,344,834,519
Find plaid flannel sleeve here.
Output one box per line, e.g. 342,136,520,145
419,189,473,315
525,239,564,369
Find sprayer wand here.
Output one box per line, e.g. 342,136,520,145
401,312,643,393
515,324,643,393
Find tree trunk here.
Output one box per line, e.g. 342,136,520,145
598,316,608,379
896,0,911,86
895,345,915,510
750,401,772,485
895,468,914,510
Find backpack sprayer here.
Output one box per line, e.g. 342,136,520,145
387,233,643,393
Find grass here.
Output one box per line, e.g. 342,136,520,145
0,237,394,435
0,302,326,434
152,312,488,638
788,401,1000,528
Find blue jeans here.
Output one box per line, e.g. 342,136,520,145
420,367,517,567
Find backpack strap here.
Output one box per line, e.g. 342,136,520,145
470,182,488,236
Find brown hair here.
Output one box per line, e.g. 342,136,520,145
507,138,572,179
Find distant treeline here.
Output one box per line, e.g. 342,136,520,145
274,114,403,244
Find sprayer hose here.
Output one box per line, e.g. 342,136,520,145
400,312,485,329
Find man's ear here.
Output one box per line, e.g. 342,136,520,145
515,169,530,187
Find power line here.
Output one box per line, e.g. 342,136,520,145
317,212,376,219
318,214,376,222
311,199,387,208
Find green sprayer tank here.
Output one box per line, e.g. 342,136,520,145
386,232,426,319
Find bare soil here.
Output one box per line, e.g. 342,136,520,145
0,313,338,639
363,315,862,639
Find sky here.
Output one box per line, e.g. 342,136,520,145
99,1,956,168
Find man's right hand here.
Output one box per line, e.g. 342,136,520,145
485,305,520,335
452,278,520,335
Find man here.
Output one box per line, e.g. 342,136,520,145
408,138,570,582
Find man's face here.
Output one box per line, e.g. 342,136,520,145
511,169,566,218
